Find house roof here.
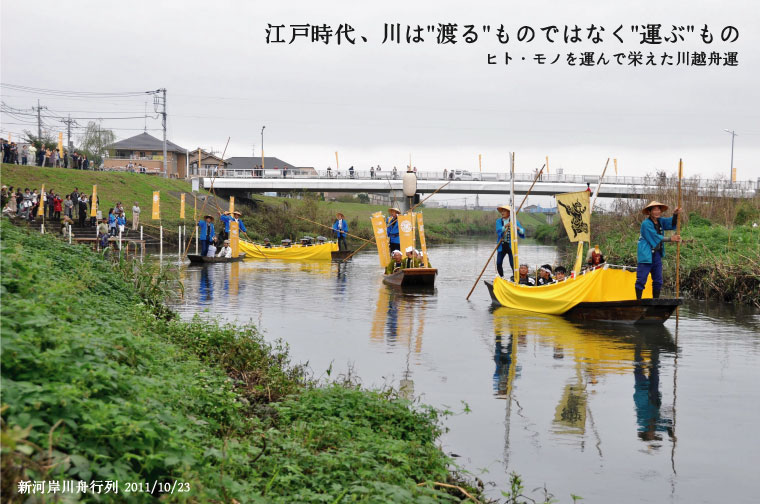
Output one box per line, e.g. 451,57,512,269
190,149,226,164
108,132,186,153
225,156,297,171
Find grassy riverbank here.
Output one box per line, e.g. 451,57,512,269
0,221,480,502
1,164,548,245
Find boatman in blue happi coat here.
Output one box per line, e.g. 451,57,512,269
198,214,216,257
495,204,525,278
635,201,681,300
231,210,248,238
386,207,401,254
218,210,233,242
332,212,349,250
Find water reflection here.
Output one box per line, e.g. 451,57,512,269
199,266,213,301
491,308,678,453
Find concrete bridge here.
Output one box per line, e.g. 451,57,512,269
203,169,759,199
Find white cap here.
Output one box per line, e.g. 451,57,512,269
405,246,414,253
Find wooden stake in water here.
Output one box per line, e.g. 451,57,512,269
68,225,72,244
676,159,683,326
140,226,143,241
160,225,163,259
178,226,182,259
119,229,122,250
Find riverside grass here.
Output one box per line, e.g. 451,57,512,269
0,222,474,503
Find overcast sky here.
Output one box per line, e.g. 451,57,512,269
2,0,759,186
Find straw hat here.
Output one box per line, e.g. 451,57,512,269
336,212,344,218
642,201,669,215
233,210,242,216
204,214,214,221
496,204,512,213
223,239,230,244
388,207,401,215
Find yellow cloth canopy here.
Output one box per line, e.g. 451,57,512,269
239,241,337,261
492,268,653,315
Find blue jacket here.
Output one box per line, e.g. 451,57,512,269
637,216,677,264
496,217,525,252
386,216,400,244
198,219,215,241
220,214,233,233
234,218,247,233
117,215,126,226
108,213,116,225
332,219,348,238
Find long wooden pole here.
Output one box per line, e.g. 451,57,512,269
465,161,545,300
295,215,374,243
409,181,451,213
341,239,372,262
182,137,230,260
675,159,683,326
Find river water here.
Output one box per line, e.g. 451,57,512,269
169,240,760,503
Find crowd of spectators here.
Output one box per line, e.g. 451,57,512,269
1,138,95,169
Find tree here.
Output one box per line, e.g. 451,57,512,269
23,130,57,151
78,121,116,164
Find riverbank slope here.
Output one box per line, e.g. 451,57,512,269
0,222,477,502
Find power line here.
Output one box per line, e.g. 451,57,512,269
1,83,156,98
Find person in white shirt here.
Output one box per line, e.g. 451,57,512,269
206,241,217,257
131,202,141,230
217,239,232,258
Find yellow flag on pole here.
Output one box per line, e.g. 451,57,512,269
556,191,591,243
416,213,429,267
398,213,415,254
58,133,64,157
229,220,239,257
229,196,234,214
180,194,186,219
38,185,45,216
546,155,549,174
152,191,160,220
335,151,339,172
90,185,97,217
370,212,390,267
614,158,618,175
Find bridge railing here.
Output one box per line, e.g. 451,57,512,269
200,167,758,190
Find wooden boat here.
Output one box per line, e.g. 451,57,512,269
187,253,246,264
484,267,681,324
383,267,438,288
331,250,354,261
238,240,337,261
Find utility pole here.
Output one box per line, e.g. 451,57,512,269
60,114,76,168
261,126,265,172
723,129,738,182
154,88,167,177
32,99,47,141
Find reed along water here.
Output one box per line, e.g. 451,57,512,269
170,239,760,503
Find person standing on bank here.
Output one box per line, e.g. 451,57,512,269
386,207,401,254
132,201,141,231
332,212,349,251
495,204,525,278
635,201,682,300
198,215,216,257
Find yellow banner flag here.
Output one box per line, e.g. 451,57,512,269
416,213,429,267
58,133,64,157
90,185,98,217
370,212,390,267
152,191,160,220
38,185,45,216
229,196,234,214
614,158,618,175
556,190,591,243
229,220,239,257
398,213,415,254
180,194,186,219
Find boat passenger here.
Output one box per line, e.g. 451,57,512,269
206,241,217,258
263,238,272,248
554,266,567,282
403,246,417,269
332,212,349,251
217,239,232,258
537,264,554,286
198,215,216,257
386,207,401,253
495,204,525,278
218,210,233,242
385,250,404,274
586,244,606,269
510,264,536,286
635,201,681,299
419,250,432,268
413,249,427,268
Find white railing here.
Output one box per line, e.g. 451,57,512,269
199,167,759,190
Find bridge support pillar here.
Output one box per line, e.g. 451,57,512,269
390,190,414,213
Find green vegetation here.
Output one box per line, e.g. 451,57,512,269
0,222,477,502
